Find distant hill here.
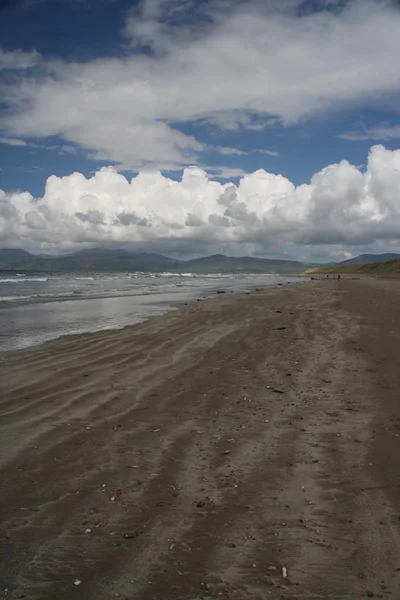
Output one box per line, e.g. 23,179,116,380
181,254,307,274
0,248,33,268
305,259,400,275
339,253,400,266
71,248,132,258
5,251,181,273
0,247,307,274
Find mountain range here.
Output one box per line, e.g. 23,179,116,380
2,248,400,275
0,248,308,274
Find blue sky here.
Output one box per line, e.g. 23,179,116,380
1,0,400,258
1,0,399,194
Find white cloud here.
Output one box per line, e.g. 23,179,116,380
2,145,400,255
0,49,40,70
0,137,79,155
205,166,249,178
0,137,28,147
340,124,400,141
216,147,279,157
2,1,400,170
217,147,245,156
252,149,279,157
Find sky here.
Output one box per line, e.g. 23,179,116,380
2,0,400,260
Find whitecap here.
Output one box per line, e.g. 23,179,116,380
0,277,48,283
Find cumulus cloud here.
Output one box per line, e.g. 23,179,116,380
2,145,400,256
1,1,400,170
204,166,249,179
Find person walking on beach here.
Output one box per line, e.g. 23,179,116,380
337,274,341,281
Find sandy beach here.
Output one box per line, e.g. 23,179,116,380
1,279,400,600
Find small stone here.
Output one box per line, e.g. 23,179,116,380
124,531,141,539
84,528,92,534
74,580,81,586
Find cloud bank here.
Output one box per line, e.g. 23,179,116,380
2,0,400,170
2,145,400,256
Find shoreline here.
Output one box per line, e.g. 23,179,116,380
1,278,400,599
0,278,307,355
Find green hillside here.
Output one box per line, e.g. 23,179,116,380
305,259,400,275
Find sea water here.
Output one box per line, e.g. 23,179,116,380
0,272,305,351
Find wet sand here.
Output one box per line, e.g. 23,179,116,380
1,280,400,599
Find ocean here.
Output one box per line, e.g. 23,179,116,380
0,272,305,351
